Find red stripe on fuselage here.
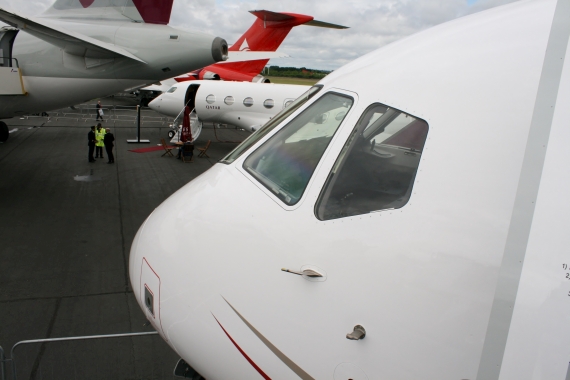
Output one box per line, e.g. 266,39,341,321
213,316,271,380
132,0,174,25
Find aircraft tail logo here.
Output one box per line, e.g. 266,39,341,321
239,39,251,51
79,0,95,7
47,0,174,25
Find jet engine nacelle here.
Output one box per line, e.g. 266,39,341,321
251,75,271,83
199,71,221,80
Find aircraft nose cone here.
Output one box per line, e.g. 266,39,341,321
148,97,160,111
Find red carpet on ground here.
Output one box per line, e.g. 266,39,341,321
129,145,175,153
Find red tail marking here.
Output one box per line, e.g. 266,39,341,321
79,0,94,7
216,11,313,80
230,12,313,52
132,0,174,25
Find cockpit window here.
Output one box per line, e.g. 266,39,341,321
166,87,177,93
316,103,428,220
243,92,353,205
220,85,323,165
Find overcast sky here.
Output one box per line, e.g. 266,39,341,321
0,0,519,70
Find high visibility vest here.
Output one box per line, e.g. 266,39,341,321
95,129,105,147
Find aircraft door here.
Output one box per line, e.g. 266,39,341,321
185,84,200,111
0,29,18,67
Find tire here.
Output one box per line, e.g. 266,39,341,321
168,130,175,139
0,121,8,142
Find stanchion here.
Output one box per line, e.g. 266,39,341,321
127,105,150,143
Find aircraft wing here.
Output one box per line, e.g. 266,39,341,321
0,8,145,63
223,51,290,63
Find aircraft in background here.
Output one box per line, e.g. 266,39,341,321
0,0,229,142
130,0,570,378
138,10,347,104
148,80,309,140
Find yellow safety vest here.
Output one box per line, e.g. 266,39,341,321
95,129,105,147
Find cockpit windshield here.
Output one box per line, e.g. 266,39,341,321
243,92,353,205
316,103,428,220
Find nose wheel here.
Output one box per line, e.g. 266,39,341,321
168,130,176,139
174,359,205,379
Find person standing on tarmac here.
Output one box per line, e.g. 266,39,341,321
95,123,105,158
96,100,104,121
88,126,96,163
104,128,115,164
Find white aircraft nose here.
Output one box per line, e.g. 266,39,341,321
129,216,166,337
148,97,161,111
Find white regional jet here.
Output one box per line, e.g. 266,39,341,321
0,0,229,142
130,0,570,379
149,80,309,139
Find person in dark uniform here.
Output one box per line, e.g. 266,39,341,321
88,126,96,162
104,128,115,164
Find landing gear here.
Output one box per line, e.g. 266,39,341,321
173,359,205,379
0,121,8,142
168,130,176,139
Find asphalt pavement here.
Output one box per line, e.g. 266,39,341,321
0,97,248,380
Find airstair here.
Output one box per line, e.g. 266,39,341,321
0,28,26,96
0,61,26,96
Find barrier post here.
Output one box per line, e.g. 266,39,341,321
127,105,150,143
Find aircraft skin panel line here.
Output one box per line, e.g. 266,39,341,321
475,0,570,378
213,315,272,380
222,297,316,380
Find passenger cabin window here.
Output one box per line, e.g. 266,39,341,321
225,96,234,105
316,103,428,220
166,87,177,93
244,97,254,107
206,95,216,104
244,92,353,205
264,99,275,109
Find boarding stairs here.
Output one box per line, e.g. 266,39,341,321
0,58,26,96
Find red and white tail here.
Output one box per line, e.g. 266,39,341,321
217,10,347,79
44,0,174,25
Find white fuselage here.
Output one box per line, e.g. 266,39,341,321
0,18,224,118
149,80,309,132
129,0,570,379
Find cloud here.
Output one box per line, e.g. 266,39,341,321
0,0,519,70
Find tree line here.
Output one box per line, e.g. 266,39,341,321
266,66,331,79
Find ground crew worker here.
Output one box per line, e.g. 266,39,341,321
95,123,105,158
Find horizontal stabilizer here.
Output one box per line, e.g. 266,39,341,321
305,20,349,29
223,51,289,63
249,10,349,29
0,8,145,63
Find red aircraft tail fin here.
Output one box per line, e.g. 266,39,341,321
44,0,174,25
216,10,347,79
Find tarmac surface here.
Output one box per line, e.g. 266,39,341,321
0,96,248,379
